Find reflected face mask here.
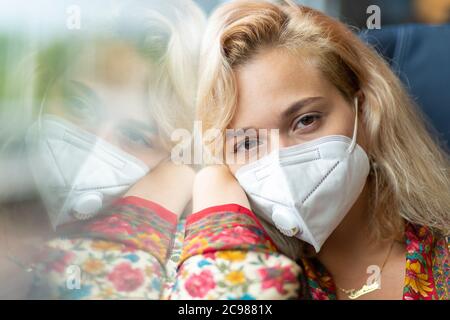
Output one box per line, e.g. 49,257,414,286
26,115,149,228
235,99,370,252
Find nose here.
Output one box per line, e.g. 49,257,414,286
87,123,120,148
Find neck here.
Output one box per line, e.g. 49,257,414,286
316,184,387,274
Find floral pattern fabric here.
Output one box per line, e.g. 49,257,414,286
29,196,177,299
30,198,449,300
174,203,449,300
170,204,301,299
161,217,186,299
403,224,449,300
29,238,164,299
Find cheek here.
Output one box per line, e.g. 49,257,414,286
111,138,168,169
329,111,355,138
316,99,358,141
131,149,168,170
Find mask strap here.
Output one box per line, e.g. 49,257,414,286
347,96,359,153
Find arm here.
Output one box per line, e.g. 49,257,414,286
170,166,302,300
0,202,52,299
29,161,194,299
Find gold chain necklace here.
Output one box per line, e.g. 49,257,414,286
336,241,394,300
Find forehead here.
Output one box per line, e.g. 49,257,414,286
70,43,152,113
74,42,150,89
230,48,334,129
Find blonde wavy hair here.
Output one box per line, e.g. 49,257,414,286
196,0,450,259
0,0,205,151
0,0,205,202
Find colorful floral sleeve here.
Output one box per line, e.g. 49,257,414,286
170,204,302,300
29,196,178,299
403,224,449,300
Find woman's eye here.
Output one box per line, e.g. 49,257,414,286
64,96,96,120
234,137,260,153
294,114,321,130
119,128,153,148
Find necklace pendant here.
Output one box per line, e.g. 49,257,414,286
347,282,380,300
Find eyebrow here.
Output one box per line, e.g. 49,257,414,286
65,80,156,133
280,96,325,119
122,119,157,135
65,80,101,104
225,127,259,138
227,96,325,136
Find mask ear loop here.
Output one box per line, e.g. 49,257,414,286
347,96,359,153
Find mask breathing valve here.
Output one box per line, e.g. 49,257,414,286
272,206,301,237
72,192,104,220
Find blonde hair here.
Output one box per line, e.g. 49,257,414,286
0,0,205,205
0,0,205,151
196,0,450,258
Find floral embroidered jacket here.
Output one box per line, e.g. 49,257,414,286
29,197,449,300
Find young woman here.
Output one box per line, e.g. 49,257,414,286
171,0,450,300
0,0,204,299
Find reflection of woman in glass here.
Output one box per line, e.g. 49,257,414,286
174,1,449,299
0,0,204,299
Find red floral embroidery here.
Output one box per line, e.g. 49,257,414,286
107,262,144,292
88,215,134,235
184,270,216,298
311,289,330,300
47,251,75,274
258,265,297,294
210,226,262,245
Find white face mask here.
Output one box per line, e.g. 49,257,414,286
235,98,370,252
25,115,150,229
